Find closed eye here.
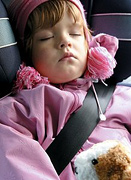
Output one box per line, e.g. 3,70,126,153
70,33,82,36
39,36,54,41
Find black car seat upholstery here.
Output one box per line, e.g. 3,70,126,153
0,0,21,98
86,0,131,84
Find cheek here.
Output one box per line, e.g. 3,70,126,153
32,47,51,68
83,38,88,53
33,59,50,77
32,49,54,77
33,58,48,73
78,38,88,55
79,42,88,63
83,40,88,62
32,47,47,60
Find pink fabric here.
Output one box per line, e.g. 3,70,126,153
0,80,131,179
0,79,90,180
89,33,119,57
14,63,49,91
85,46,117,80
8,0,88,44
84,33,118,81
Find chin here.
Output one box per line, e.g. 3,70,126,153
49,72,84,84
49,77,76,84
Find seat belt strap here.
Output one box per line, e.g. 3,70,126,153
46,83,115,175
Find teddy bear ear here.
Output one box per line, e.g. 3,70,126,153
122,168,131,180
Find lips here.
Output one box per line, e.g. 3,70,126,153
59,52,76,62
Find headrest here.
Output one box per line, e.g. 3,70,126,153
0,0,21,98
89,0,131,84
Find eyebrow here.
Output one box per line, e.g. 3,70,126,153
68,20,81,26
70,23,83,30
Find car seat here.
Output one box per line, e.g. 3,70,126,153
86,0,131,84
0,0,131,177
0,0,21,98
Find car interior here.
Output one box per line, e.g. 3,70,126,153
0,0,131,178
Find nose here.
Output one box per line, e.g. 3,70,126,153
58,34,72,49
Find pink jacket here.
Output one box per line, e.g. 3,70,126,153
0,78,131,180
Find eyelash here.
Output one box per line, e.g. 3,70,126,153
39,33,81,41
40,36,54,41
70,33,82,36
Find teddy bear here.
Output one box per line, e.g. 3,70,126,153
74,140,131,180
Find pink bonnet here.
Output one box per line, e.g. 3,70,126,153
8,0,88,45
8,0,118,83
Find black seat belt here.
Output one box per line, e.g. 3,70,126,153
46,83,115,175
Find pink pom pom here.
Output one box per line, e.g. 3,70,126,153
14,63,49,91
85,47,117,80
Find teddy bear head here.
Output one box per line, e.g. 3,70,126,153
74,140,131,180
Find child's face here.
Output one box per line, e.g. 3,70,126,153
31,8,88,84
